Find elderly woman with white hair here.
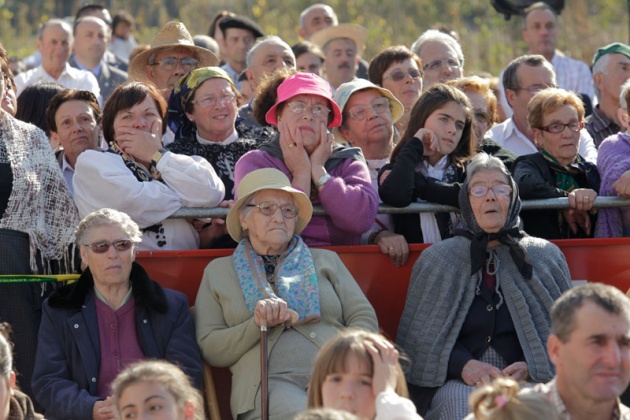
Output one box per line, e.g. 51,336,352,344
32,209,202,420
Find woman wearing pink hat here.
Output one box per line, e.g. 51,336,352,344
234,72,378,246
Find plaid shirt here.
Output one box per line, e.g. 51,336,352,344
586,105,621,148
534,379,630,420
552,52,595,103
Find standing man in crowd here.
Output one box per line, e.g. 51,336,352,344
218,15,264,90
411,29,464,90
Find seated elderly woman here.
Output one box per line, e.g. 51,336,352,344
513,88,600,239
397,153,571,420
166,67,262,248
111,360,204,420
32,209,203,420
73,82,225,250
195,168,378,419
234,72,378,246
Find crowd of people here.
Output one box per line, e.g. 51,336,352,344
1,1,630,419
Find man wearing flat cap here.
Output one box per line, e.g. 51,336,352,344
219,15,264,90
586,42,630,147
311,23,367,91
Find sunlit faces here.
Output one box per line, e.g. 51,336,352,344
506,63,555,121
381,58,422,109
533,104,581,166
114,95,162,137
239,190,297,255
549,301,630,405
300,6,335,40
37,23,72,74
73,18,109,65
147,46,198,94
79,224,135,288
339,89,393,159
186,78,237,142
296,51,324,77
464,89,491,146
117,381,183,420
522,8,558,58
247,42,296,88
418,41,462,89
468,170,511,233
51,100,100,166
596,53,630,104
321,354,376,420
222,28,256,68
423,101,467,164
323,39,358,88
277,94,330,154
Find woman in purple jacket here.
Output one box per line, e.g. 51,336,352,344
234,72,378,246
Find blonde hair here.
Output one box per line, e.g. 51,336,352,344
447,76,498,124
469,378,559,420
527,88,585,130
307,329,408,408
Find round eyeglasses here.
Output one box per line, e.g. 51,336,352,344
347,97,391,121
469,184,512,197
246,201,300,219
286,101,330,118
150,57,199,72
190,93,237,108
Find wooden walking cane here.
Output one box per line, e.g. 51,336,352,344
260,322,269,420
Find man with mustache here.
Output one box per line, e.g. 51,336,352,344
311,23,367,91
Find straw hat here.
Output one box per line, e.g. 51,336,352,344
226,169,313,242
311,23,367,54
128,21,219,84
333,79,405,123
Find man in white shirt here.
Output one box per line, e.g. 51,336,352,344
489,54,597,163
411,29,464,90
15,19,101,102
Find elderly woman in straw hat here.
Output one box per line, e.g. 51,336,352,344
195,168,377,419
235,71,378,246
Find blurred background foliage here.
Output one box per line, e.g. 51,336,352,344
1,0,628,75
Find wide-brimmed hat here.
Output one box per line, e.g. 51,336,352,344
265,72,342,128
226,169,313,242
333,79,405,123
311,23,367,54
128,21,219,84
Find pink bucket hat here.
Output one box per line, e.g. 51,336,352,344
265,73,342,128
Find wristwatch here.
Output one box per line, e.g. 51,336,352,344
151,148,168,168
315,173,332,191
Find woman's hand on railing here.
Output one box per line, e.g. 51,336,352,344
374,230,409,267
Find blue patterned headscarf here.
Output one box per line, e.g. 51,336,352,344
167,66,235,139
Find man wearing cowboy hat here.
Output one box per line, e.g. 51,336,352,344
311,23,367,91
128,21,218,101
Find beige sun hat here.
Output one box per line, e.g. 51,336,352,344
333,79,405,123
128,21,219,84
310,23,367,54
226,169,313,242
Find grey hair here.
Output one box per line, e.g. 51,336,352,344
410,29,465,69
466,152,511,182
75,208,142,245
621,78,630,109
592,53,613,101
502,54,556,94
38,18,72,41
246,35,295,68
551,283,630,343
298,4,338,29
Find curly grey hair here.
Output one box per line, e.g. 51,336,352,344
75,208,142,245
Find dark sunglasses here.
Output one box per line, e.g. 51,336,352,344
383,68,423,82
83,239,134,254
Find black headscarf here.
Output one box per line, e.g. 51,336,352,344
455,170,533,280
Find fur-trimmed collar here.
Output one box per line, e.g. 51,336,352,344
47,262,168,313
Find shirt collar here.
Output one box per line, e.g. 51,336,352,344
196,128,238,145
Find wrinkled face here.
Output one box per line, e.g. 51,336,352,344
465,89,491,147
51,100,100,164
37,23,72,73
321,354,376,420
79,224,135,289
248,42,296,88
73,19,109,63
114,95,162,137
186,78,237,142
597,53,630,104
323,39,358,87
296,51,324,77
381,58,422,109
419,41,462,89
522,9,558,57
239,189,297,255
339,89,393,159
222,28,256,68
277,94,330,154
533,104,580,165
423,101,466,160
550,301,630,406
507,63,555,121
147,46,198,96
301,6,335,39
468,170,511,233
117,381,183,420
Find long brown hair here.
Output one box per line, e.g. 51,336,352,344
391,83,474,167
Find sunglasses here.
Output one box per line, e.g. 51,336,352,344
83,239,134,254
383,68,423,82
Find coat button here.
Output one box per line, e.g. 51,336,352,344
74,324,79,329
486,336,492,343
486,305,493,312
309,332,316,339
143,319,148,324
91,377,96,382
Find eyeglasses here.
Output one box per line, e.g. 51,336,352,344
540,121,583,134
423,58,461,72
383,68,423,82
150,57,199,72
347,97,391,120
469,184,512,197
514,84,557,95
286,101,330,117
246,201,300,219
190,92,237,108
83,239,134,254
